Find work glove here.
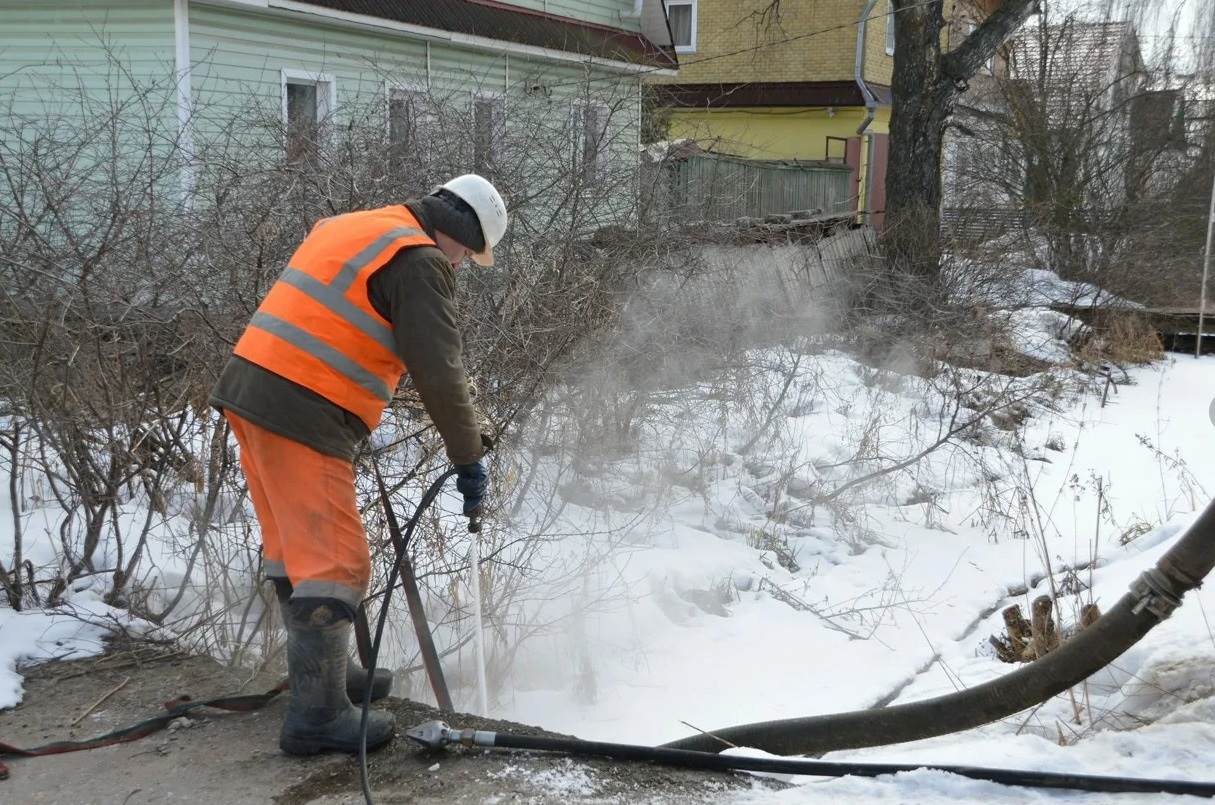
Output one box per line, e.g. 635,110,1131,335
454,461,488,516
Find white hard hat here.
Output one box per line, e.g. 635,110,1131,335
438,174,507,266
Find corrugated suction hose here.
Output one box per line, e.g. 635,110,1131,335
662,497,1215,755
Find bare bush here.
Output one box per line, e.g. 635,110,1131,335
945,12,1203,307
0,56,223,613
0,46,724,688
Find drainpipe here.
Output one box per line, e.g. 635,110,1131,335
173,0,195,207
855,0,880,226
622,0,645,20
1197,165,1214,358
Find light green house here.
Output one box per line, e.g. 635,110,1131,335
0,0,678,228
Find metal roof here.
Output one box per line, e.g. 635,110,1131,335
1008,20,1143,94
296,0,677,69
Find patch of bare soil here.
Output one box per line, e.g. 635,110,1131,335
0,642,772,804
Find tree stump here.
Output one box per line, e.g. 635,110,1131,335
991,597,1088,663
1030,594,1059,658
989,603,1033,662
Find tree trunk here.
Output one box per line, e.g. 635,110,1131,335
885,1,950,282
884,0,1040,286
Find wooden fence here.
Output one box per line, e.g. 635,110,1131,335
643,152,855,224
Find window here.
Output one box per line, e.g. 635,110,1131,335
666,1,696,54
388,83,435,171
282,69,335,163
572,101,609,186
825,136,849,164
472,92,505,174
886,1,896,55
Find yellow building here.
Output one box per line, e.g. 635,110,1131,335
650,0,999,226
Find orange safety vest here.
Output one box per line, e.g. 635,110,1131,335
233,206,435,430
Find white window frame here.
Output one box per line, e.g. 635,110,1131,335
571,99,611,187
665,0,697,55
471,90,506,173
386,79,436,163
886,1,896,56
281,68,336,159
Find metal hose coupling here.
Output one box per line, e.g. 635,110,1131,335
406,720,497,749
1129,567,1186,620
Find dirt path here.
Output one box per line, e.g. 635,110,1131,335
0,644,769,804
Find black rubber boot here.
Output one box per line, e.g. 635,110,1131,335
272,579,392,703
345,657,393,703
279,599,396,756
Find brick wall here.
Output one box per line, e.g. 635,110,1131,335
652,0,994,89
653,0,894,86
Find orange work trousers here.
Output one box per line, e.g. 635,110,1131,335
226,411,369,609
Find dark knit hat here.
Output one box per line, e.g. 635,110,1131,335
418,189,486,253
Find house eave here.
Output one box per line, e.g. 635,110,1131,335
655,81,894,109
191,0,678,76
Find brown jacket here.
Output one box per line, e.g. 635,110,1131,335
209,201,484,465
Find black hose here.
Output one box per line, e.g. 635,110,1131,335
662,497,1215,755
483,731,1215,797
359,468,456,805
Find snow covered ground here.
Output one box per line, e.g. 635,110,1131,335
485,352,1215,804
4,292,1215,802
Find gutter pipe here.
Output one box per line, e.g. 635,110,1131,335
1197,163,1214,357
855,0,881,225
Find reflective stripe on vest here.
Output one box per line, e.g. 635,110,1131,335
276,267,397,355
233,207,435,429
247,310,393,403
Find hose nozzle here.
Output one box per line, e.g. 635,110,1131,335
406,720,455,749
406,720,496,749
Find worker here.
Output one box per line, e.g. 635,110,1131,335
209,174,507,755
